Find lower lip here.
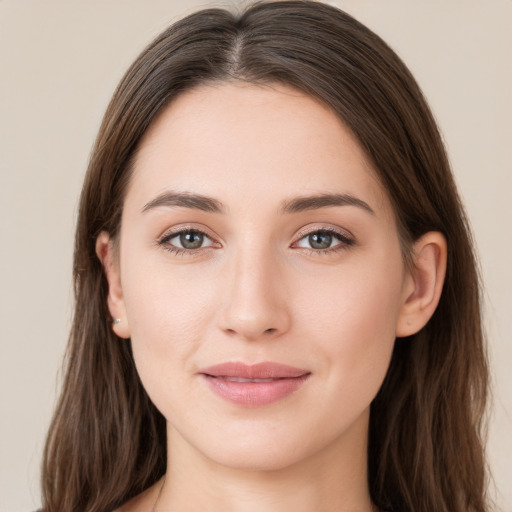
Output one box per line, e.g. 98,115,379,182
202,374,310,407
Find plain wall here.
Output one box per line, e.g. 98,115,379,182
0,1,510,510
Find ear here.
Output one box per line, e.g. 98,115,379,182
95,231,131,339
396,231,447,337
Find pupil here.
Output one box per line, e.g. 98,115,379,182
309,232,332,249
180,231,203,249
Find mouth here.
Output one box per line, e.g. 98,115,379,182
199,362,311,407
212,377,279,383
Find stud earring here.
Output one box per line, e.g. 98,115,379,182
112,318,121,325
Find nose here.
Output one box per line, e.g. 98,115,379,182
218,247,291,341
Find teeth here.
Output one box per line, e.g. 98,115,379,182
223,377,276,383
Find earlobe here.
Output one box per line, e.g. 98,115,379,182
95,231,131,339
396,232,447,338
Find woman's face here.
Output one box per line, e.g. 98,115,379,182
111,82,412,471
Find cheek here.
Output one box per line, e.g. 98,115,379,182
120,257,218,407
124,250,216,337
297,251,404,395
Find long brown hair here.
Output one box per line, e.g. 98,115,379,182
41,2,489,511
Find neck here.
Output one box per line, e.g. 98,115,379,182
158,409,374,512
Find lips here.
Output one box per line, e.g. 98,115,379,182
199,362,311,407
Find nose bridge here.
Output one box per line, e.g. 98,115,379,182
219,241,290,340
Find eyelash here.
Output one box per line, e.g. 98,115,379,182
158,227,218,256
157,226,355,256
292,227,355,255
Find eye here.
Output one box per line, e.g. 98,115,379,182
160,229,217,252
294,228,353,251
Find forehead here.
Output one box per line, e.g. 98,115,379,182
127,81,391,218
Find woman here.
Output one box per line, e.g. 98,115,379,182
40,1,489,511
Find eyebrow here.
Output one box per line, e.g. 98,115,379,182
280,193,375,216
142,191,225,214
141,191,374,216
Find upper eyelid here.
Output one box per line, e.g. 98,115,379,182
159,224,218,242
293,225,354,242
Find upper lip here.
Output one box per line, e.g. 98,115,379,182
199,362,310,379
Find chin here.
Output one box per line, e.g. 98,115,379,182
202,439,314,472
178,410,367,474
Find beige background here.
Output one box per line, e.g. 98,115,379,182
0,1,510,511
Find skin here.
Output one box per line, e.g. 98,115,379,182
99,82,446,512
